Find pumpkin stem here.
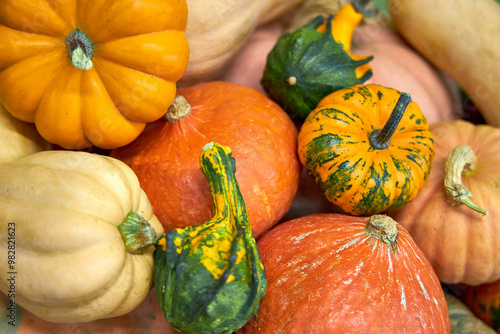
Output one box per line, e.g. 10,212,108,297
118,211,158,254
165,95,191,122
444,145,488,215
365,214,398,253
369,92,412,150
65,29,94,70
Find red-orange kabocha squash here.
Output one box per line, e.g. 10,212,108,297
111,81,300,239
391,120,500,286
238,213,450,333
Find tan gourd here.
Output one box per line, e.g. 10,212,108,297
387,0,500,127
180,0,303,85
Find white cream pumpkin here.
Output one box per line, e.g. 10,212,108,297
0,150,164,323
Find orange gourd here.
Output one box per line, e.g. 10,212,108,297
111,81,300,239
238,213,450,333
0,0,189,150
391,120,500,286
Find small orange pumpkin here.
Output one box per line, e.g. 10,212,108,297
298,84,434,216
0,0,189,150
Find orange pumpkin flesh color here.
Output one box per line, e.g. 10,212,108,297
391,120,500,286
238,213,450,333
111,81,300,239
0,0,189,150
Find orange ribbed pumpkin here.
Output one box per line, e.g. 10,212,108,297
111,81,300,239
239,213,450,333
0,0,189,149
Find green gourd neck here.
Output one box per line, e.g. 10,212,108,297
118,211,158,254
66,29,94,70
199,142,252,235
369,92,412,150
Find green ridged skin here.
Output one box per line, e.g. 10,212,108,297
261,15,372,118
298,84,435,216
154,142,266,334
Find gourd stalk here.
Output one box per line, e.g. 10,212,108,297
444,145,488,215
118,211,158,254
369,92,412,149
65,29,94,70
365,214,398,253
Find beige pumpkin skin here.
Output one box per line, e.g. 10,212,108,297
391,120,500,286
0,151,164,323
180,0,302,85
0,103,52,164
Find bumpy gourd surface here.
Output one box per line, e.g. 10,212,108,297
154,143,266,334
298,84,434,215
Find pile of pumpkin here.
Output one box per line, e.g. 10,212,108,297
1,0,500,333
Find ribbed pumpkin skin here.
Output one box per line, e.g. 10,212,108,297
238,214,450,333
111,81,300,239
298,84,434,215
0,0,189,149
0,151,164,323
390,120,500,285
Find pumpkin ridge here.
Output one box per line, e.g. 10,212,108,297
0,50,68,123
93,58,175,124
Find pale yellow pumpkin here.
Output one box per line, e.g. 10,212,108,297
0,103,51,164
0,150,164,323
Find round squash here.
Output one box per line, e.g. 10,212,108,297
0,0,189,150
111,81,300,239
390,120,500,286
0,150,164,322
218,0,458,125
238,213,450,333
298,83,434,215
0,289,180,333
0,103,52,164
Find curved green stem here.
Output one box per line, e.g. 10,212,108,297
65,29,94,70
369,92,412,150
444,145,488,216
118,211,158,254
